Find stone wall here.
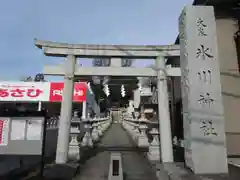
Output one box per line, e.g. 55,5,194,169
215,18,240,156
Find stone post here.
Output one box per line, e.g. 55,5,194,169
179,5,228,174
155,56,174,163
55,55,76,164
82,101,87,119
68,126,80,161
147,128,161,161
81,113,93,147
38,101,42,111
137,113,149,147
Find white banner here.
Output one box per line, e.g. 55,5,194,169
0,82,50,102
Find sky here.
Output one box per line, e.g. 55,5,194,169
0,0,193,81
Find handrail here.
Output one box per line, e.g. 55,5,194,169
123,117,158,125
45,115,111,129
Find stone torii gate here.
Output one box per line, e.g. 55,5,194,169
36,5,228,175
36,39,180,163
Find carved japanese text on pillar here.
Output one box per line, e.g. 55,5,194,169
198,93,214,108
179,9,188,58
179,28,188,57
179,11,186,39
200,119,218,136
197,70,212,84
181,68,190,101
196,18,207,36
195,15,217,133
179,9,190,105
179,6,228,174
196,45,214,60
195,18,214,61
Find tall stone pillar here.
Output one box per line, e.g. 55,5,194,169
55,55,76,164
155,56,174,163
179,5,228,174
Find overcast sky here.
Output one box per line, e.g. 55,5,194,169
0,0,192,81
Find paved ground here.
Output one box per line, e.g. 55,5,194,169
73,123,158,180
155,162,240,180
9,120,239,180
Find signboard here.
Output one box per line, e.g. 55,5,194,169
0,82,50,102
0,118,10,146
10,118,43,141
0,81,87,102
49,82,87,102
0,116,45,155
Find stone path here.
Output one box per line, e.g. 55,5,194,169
73,123,158,180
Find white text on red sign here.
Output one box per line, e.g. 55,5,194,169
52,89,84,96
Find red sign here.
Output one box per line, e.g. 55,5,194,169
0,120,3,145
49,82,87,102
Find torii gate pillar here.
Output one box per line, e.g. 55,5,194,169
156,56,174,163
55,55,76,164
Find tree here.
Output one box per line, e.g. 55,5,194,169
34,73,45,82
20,73,46,82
